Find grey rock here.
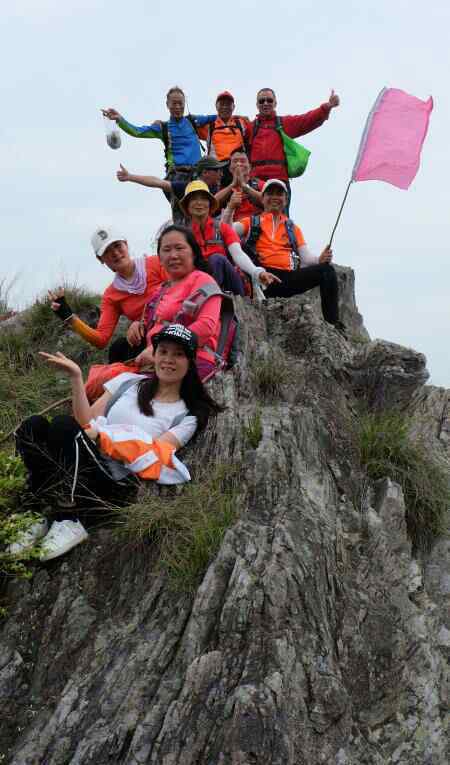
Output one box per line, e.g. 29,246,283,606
0,271,448,764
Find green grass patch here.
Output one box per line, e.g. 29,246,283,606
243,409,263,448
359,411,449,552
251,352,289,401
114,465,240,592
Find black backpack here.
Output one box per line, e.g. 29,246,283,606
244,214,301,270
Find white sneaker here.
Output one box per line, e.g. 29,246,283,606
6,516,49,555
39,520,89,561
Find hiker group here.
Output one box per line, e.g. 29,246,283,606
11,84,344,560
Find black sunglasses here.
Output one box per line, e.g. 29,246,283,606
258,97,274,104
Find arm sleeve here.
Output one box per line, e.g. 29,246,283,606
192,114,218,127
233,220,248,238
117,117,164,140
188,294,222,348
70,295,120,349
169,414,198,447
227,242,263,279
299,245,319,267
281,105,331,138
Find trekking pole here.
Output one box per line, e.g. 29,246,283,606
0,396,71,444
328,179,353,248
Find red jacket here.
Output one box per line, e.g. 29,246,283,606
246,105,331,181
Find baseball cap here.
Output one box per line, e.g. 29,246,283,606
151,324,198,359
196,156,228,172
261,179,288,194
91,226,126,258
216,91,234,102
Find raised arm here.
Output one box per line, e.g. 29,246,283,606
38,352,112,425
48,289,120,349
282,91,340,139
116,164,172,193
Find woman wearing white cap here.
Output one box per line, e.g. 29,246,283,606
48,227,167,362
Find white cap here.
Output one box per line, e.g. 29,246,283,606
91,226,126,258
261,179,288,194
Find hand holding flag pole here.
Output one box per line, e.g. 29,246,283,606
327,88,433,248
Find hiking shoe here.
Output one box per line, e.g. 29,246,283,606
6,516,49,555
39,520,89,561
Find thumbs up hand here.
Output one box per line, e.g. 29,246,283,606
328,89,340,109
117,163,130,182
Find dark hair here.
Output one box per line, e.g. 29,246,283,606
136,361,224,433
166,86,185,100
230,147,248,159
157,224,211,275
257,87,276,99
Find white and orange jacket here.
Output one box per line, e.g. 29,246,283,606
89,417,191,485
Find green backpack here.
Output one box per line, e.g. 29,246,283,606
276,118,311,178
251,116,311,178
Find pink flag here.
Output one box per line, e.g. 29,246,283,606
352,88,433,190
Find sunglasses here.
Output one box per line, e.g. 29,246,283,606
258,97,274,104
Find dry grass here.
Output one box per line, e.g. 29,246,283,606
359,411,449,552
114,465,241,591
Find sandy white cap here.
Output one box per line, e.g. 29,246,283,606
261,179,288,194
91,226,126,258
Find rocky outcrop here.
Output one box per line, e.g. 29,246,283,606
0,269,448,764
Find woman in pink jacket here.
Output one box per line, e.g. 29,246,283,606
135,224,226,381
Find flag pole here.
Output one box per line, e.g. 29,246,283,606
328,179,353,248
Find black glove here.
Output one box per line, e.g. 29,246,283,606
52,295,74,322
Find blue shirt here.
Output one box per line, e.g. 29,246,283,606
118,114,216,169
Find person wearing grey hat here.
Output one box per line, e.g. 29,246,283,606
227,180,347,335
47,226,167,362
116,157,226,223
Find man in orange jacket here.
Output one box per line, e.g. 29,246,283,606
197,91,249,186
225,179,346,334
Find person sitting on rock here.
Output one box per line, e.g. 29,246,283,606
179,180,279,297
116,156,228,224
224,179,346,332
215,149,264,221
102,87,216,187
48,227,167,363
10,325,222,561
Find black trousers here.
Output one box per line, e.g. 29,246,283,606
108,337,146,364
264,263,339,324
208,253,245,296
15,415,137,510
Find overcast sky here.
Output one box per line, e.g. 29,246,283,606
2,0,449,385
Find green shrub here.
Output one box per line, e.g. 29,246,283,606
115,465,240,591
243,409,263,448
359,411,449,551
0,453,26,512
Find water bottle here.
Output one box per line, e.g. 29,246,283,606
103,115,121,150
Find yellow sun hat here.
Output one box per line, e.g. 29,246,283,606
180,180,219,216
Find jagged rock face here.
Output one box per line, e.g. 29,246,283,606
0,271,449,764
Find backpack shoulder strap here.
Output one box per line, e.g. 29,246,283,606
246,214,261,250
169,410,191,429
187,114,206,155
175,281,223,322
284,218,301,269
104,378,140,417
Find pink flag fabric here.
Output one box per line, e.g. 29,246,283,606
352,88,433,190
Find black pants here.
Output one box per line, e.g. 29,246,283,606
108,337,146,364
208,253,245,296
264,263,339,324
15,415,137,510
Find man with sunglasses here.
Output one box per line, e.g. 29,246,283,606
246,88,340,210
